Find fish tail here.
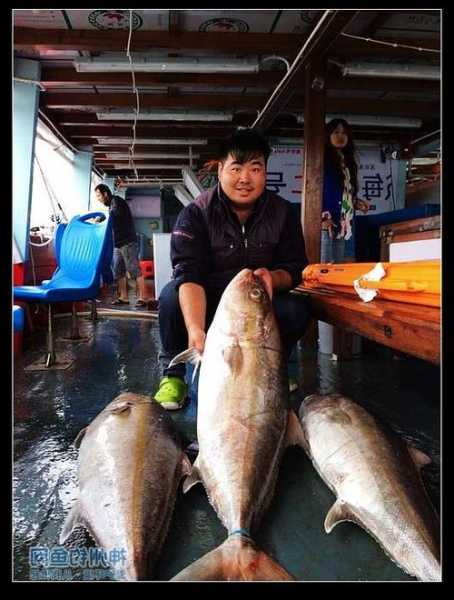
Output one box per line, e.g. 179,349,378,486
170,534,294,581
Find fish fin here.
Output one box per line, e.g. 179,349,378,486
324,499,356,533
407,444,432,469
171,536,294,581
73,427,88,449
191,359,201,384
285,410,309,451
182,457,202,494
169,347,203,368
110,402,133,414
181,453,193,478
59,501,84,544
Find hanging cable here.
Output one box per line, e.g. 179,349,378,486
340,32,440,54
126,9,140,179
38,110,79,155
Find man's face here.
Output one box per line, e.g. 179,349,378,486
218,153,267,206
95,189,109,206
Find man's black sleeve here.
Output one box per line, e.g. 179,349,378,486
273,204,309,288
109,196,126,218
171,204,211,290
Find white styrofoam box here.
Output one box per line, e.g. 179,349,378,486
153,233,172,299
389,238,441,262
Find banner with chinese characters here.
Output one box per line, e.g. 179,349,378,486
267,144,405,213
356,147,405,214
266,146,304,204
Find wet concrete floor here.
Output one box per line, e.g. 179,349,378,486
13,314,440,582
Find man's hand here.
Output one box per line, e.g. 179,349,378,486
187,326,206,354
253,268,274,300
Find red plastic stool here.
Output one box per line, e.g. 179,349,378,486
140,260,154,278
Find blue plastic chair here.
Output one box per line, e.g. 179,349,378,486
45,220,114,320
14,212,113,367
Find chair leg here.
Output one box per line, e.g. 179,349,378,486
45,304,56,368
68,302,83,340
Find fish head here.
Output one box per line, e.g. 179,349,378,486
300,393,348,421
215,269,275,342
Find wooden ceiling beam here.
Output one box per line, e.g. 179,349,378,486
44,94,438,118
15,26,440,57
14,28,303,55
42,93,276,110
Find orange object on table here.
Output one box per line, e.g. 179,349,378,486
301,259,440,307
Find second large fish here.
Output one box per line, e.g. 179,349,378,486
169,269,305,581
299,393,441,582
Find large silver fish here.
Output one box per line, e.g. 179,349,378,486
169,268,305,581
59,393,191,580
299,394,441,582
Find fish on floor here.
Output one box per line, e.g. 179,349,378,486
299,393,441,582
59,392,191,581
169,268,306,581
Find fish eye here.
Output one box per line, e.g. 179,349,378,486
249,288,262,300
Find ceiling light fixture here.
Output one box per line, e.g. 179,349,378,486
297,114,422,128
173,184,194,207
342,62,439,81
96,138,208,145
96,109,234,122
182,166,204,199
74,56,259,74
111,164,189,170
98,152,200,160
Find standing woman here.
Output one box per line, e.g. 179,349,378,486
321,118,369,263
319,118,369,356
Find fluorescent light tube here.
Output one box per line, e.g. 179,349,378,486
99,153,200,159
96,109,233,122
75,56,259,74
173,184,194,207
182,166,204,199
111,164,188,170
342,62,439,81
297,114,422,128
96,138,208,145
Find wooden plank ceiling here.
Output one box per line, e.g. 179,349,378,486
13,9,441,182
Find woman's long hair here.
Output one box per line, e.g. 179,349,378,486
324,118,358,197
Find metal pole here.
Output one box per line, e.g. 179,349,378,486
45,304,56,367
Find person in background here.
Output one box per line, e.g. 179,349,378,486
319,119,370,357
95,183,148,308
153,128,310,410
321,118,370,263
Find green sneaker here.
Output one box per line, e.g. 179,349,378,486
154,376,188,410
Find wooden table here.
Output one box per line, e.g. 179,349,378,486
294,287,440,365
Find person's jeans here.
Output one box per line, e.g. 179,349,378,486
320,220,356,263
158,279,311,380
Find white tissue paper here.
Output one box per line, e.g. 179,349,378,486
353,262,386,302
